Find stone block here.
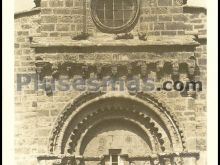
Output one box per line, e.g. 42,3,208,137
41,24,55,31
158,15,172,21
166,22,184,30
158,0,172,6
41,16,57,23
49,0,64,7
151,7,169,14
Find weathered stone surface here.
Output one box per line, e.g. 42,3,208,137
14,0,207,165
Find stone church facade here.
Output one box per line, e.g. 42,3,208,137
14,0,207,165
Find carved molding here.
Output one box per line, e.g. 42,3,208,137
49,92,105,153
48,92,186,154
66,108,165,154
136,93,186,150
35,59,200,82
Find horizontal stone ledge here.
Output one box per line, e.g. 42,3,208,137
183,5,207,10
14,7,41,19
197,35,207,41
37,151,200,161
30,36,200,49
183,5,207,14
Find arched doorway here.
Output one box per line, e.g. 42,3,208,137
41,92,199,165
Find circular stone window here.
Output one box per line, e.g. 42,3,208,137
91,0,140,33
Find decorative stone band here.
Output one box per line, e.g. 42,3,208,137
14,7,41,19
35,59,200,81
136,93,186,150
31,36,199,48
37,151,199,165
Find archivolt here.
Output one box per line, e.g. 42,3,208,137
49,92,186,154
66,108,165,154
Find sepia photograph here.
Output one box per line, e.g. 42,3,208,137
2,0,218,165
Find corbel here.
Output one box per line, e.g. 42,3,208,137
156,61,164,80
96,64,103,80
82,65,90,79
171,61,180,81
52,63,60,79
140,62,148,80
35,61,50,80
111,65,118,79
187,59,196,80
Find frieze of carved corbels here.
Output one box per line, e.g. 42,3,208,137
35,59,200,82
